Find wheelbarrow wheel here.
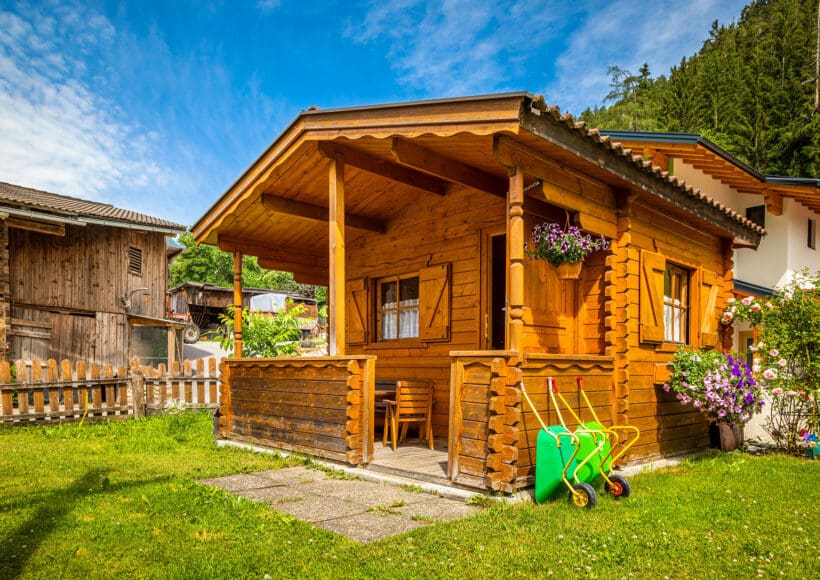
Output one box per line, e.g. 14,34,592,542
604,474,631,498
569,483,597,509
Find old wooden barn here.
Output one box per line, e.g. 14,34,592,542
192,93,763,493
0,182,186,368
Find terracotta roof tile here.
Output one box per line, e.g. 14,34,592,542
0,181,185,231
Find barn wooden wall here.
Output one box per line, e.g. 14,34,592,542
7,224,168,366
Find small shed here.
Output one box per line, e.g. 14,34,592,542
0,182,185,368
192,93,762,493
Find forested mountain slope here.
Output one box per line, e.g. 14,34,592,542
581,0,819,177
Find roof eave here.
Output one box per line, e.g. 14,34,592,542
601,130,766,182
522,102,762,247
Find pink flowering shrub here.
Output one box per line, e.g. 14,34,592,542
663,347,764,426
720,269,820,452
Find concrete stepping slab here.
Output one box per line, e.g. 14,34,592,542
200,464,483,543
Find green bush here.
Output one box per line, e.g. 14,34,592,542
217,303,304,357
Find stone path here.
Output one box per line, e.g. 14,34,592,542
200,466,482,543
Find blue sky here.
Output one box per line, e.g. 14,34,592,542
0,0,748,227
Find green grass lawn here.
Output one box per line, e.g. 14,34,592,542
1,413,818,579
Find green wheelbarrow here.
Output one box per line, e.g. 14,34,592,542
521,379,604,509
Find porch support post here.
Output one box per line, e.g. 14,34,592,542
508,167,525,353
328,155,346,355
232,250,243,358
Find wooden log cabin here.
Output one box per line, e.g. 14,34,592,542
0,182,186,368
192,93,763,493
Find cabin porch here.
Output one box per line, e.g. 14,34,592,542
217,351,615,493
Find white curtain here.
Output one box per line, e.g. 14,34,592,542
399,299,419,338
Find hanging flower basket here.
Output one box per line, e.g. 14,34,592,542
525,222,609,272
556,261,583,280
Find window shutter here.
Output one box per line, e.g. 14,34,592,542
639,250,666,343
700,268,719,347
346,277,368,345
419,264,450,341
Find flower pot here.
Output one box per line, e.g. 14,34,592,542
555,261,583,280
709,421,744,452
807,446,818,460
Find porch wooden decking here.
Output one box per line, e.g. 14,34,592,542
366,437,449,486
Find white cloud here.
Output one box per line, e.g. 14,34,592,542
349,0,563,97
0,2,170,210
256,0,282,12
352,0,748,114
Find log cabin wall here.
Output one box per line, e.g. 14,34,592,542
448,352,522,493
345,184,506,436
218,356,376,465
447,351,615,493
610,196,731,459
7,224,168,366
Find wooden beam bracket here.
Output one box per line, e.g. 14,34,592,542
261,193,385,233
318,141,447,196
391,137,507,197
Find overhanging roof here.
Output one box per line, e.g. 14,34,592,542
602,130,820,213
192,94,763,283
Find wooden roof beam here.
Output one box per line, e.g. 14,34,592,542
261,193,386,233
317,141,447,196
257,258,328,286
218,235,329,268
762,188,784,216
391,137,508,197
6,217,65,236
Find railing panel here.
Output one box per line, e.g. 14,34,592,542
219,356,375,465
449,351,615,493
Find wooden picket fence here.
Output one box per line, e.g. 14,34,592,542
0,357,223,424
136,357,222,415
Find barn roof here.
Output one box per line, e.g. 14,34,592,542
0,181,185,234
192,93,763,281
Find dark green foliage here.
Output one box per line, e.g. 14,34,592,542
581,0,820,178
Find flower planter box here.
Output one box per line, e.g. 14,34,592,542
806,446,819,460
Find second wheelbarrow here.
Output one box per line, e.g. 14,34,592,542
554,376,641,498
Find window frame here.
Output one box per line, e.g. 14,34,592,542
663,262,690,344
808,218,816,250
375,273,420,342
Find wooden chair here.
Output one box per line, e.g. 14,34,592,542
382,379,434,451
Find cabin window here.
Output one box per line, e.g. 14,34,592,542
377,275,419,340
663,263,689,343
809,219,816,250
128,246,143,276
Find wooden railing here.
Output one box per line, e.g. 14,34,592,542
0,357,223,424
219,356,376,465
449,351,615,493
